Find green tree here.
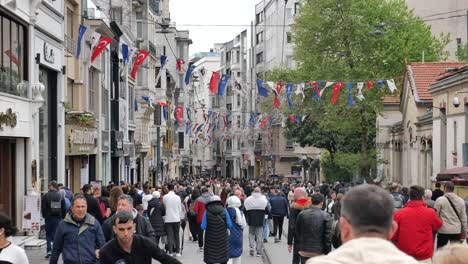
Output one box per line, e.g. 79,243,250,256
456,43,468,61
276,0,447,183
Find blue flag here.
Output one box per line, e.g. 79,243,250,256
256,80,269,97
186,123,191,135
295,116,301,125
207,110,213,120
184,63,195,85
163,106,168,121
249,114,256,126
186,107,191,122
347,82,354,106
218,74,230,97
142,96,150,103
122,43,129,65
377,80,385,87
76,24,87,59
160,55,167,68
286,83,294,109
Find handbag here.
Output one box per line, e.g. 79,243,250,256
445,195,466,240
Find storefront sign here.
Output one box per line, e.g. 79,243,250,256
66,125,97,155
22,194,41,232
0,108,17,129
43,42,55,63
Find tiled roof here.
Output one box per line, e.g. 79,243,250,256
408,62,466,101
383,96,400,104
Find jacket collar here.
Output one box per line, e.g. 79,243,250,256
64,213,95,234
404,200,425,208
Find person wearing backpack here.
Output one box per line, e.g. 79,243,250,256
186,188,201,242
41,181,66,259
390,183,405,210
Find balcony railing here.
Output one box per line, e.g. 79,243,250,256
64,34,75,55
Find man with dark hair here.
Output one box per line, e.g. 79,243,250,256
434,182,467,248
432,182,444,201
41,181,67,259
163,183,183,256
102,194,155,241
309,185,418,264
100,211,181,264
392,185,442,262
50,194,105,264
295,193,332,263
193,186,212,251
82,184,104,224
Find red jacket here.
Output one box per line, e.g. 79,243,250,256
193,194,211,224
392,200,443,260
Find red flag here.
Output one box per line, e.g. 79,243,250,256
90,36,112,63
209,72,220,94
176,59,185,72
288,115,296,123
274,97,281,108
260,115,270,129
273,82,283,108
4,50,18,65
331,82,344,105
311,82,320,97
366,81,374,91
276,82,283,94
130,50,150,79
159,102,168,107
176,106,183,123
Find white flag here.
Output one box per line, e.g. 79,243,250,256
295,83,306,100
320,81,335,96
89,31,101,60
356,82,365,100
387,79,397,93
128,46,138,65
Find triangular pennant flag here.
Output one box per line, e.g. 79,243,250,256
130,50,150,79
128,46,137,65
356,82,365,100
176,106,183,123
273,82,283,108
90,32,101,52
386,79,397,93
209,72,220,94
286,83,294,109
260,115,270,129
347,82,353,106
76,24,87,59
186,107,192,122
366,81,374,91
320,81,334,96
295,83,306,100
91,36,112,63
377,80,385,88
160,55,167,68
186,123,191,135
331,82,344,105
311,81,320,100
256,80,269,97
121,43,129,65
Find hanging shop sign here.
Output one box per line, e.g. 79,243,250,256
66,125,98,155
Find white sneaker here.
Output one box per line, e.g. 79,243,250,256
175,253,182,257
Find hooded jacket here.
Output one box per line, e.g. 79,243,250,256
288,198,311,246
102,208,155,241
244,192,269,227
201,200,232,264
193,192,212,224
49,213,105,264
147,197,166,236
306,237,418,264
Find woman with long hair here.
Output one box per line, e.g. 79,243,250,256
109,186,124,216
0,213,29,263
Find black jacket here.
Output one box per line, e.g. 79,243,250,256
203,200,230,264
295,207,332,254
287,198,311,246
100,234,181,264
102,210,155,242
270,194,289,217
147,198,166,236
432,189,444,201
84,193,104,224
41,190,67,219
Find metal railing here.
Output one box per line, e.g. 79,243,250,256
64,34,75,55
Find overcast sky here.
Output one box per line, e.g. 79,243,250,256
170,0,260,55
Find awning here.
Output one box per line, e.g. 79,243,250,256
436,167,468,181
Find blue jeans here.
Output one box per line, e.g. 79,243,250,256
263,218,269,240
45,217,61,253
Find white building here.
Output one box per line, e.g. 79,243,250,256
0,0,65,229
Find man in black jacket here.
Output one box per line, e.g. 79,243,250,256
41,181,67,259
82,184,104,224
102,194,156,241
295,193,332,263
288,187,311,264
100,211,181,264
244,187,269,257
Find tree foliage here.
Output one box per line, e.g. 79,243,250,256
276,0,447,182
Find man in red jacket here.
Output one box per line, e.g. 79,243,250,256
392,185,442,263
193,187,212,251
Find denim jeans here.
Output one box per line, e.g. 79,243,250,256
263,218,269,240
45,217,61,253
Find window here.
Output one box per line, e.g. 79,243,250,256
111,7,123,24
227,86,233,96
237,115,241,128
294,3,300,15
88,67,98,113
226,139,232,150
155,67,161,88
226,69,232,76
227,103,232,111
256,52,264,64
226,51,231,62
66,78,76,109
137,21,143,38
129,85,134,121
286,140,294,150
66,8,73,38
287,8,293,19
237,94,241,107
236,51,240,63
237,72,241,77
255,11,264,25
256,32,263,44
178,132,184,149
0,15,27,97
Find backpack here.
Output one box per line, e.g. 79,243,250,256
392,193,404,209
49,195,63,217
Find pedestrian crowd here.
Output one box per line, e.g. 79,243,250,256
0,176,467,264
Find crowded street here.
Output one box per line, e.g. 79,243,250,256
1,0,468,263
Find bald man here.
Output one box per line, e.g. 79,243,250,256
288,187,312,264
244,187,269,257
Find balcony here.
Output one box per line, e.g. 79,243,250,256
64,34,75,55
